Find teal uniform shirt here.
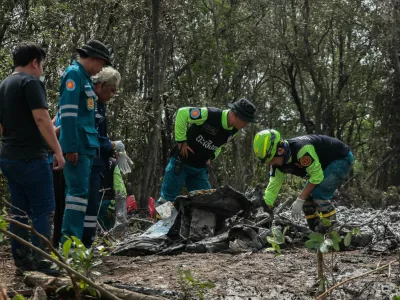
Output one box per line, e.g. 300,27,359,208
58,60,99,155
58,60,100,244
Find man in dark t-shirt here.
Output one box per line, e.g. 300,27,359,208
0,42,65,276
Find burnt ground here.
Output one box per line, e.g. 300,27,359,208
1,192,400,299
1,246,400,299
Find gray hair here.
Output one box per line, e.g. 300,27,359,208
92,67,121,87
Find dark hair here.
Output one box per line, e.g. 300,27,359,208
12,42,46,68
77,51,89,58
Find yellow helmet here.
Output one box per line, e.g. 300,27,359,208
253,129,281,164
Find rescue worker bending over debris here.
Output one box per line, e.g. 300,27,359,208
58,40,110,245
158,98,257,204
253,129,354,231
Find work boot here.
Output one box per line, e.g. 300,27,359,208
15,252,34,276
306,218,319,232
32,252,60,277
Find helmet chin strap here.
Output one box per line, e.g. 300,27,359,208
282,141,291,164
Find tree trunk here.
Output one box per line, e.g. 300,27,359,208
110,13,135,132
138,0,171,208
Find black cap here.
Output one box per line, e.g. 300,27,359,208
228,98,257,123
76,40,111,66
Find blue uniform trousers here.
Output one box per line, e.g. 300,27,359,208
61,154,93,244
82,164,103,247
160,156,211,201
0,159,54,261
303,152,354,221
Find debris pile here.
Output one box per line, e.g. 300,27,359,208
113,186,400,256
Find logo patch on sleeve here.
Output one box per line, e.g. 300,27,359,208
189,108,201,120
299,153,314,167
66,79,76,91
87,97,95,110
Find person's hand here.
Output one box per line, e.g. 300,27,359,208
113,140,125,152
66,152,78,166
178,142,194,158
291,197,305,220
53,151,66,170
206,159,211,165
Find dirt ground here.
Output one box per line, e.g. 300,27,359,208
1,246,399,300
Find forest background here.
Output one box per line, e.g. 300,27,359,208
0,0,399,209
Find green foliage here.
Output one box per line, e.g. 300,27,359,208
0,207,8,242
59,236,108,297
393,296,400,300
178,269,215,300
305,217,360,253
0,0,398,202
265,226,289,256
345,184,400,208
11,295,25,300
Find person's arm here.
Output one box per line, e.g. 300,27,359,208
174,107,208,142
264,167,285,207
55,126,60,138
211,130,239,161
24,78,65,170
100,136,113,152
296,145,323,200
0,283,7,300
32,108,65,169
59,71,81,165
174,107,208,158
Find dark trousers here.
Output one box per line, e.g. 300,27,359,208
82,164,103,248
0,158,54,261
51,166,66,248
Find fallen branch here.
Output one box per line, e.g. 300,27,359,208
316,258,399,299
0,227,121,300
5,217,80,299
129,217,154,225
24,272,168,300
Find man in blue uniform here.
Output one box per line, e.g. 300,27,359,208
59,40,111,245
80,66,131,247
158,98,257,204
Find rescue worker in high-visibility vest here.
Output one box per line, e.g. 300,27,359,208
58,40,111,245
158,98,257,204
253,129,354,231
